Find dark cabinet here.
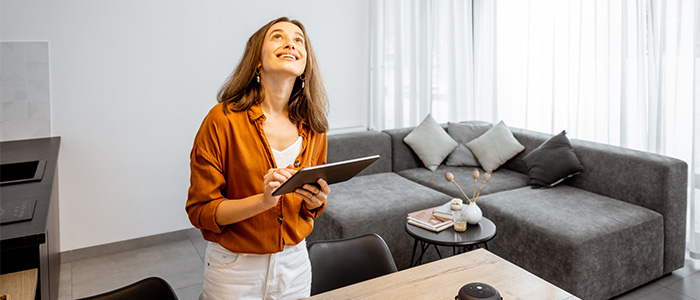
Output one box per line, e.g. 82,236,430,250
0,137,61,300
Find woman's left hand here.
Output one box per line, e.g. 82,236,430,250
295,178,330,210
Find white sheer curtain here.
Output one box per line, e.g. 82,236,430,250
488,0,696,257
370,0,698,258
369,0,476,130
483,0,694,155
690,0,700,260
485,0,695,259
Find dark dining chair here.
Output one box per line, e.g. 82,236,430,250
307,233,398,295
76,277,178,300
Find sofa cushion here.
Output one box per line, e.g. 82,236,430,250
403,114,458,171
523,130,583,188
308,172,453,269
328,130,392,176
478,185,664,300
396,166,529,201
444,121,493,167
466,121,525,173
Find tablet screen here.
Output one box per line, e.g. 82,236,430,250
271,155,380,196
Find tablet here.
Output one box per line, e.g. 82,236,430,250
272,155,380,196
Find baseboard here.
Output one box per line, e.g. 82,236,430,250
60,227,201,263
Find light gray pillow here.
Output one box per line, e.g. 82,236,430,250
445,121,493,167
403,114,458,171
466,121,525,173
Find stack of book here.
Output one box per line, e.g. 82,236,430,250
432,201,462,220
407,206,453,232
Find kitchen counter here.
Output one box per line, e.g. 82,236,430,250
1,137,61,300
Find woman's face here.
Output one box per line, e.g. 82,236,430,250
260,21,307,78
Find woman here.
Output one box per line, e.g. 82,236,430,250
186,17,330,299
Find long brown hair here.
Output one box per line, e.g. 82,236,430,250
217,17,328,133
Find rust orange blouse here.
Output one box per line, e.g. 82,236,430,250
186,102,327,254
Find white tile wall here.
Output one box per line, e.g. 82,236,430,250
0,41,50,141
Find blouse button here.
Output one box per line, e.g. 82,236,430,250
278,215,284,223
294,160,301,168
223,254,227,258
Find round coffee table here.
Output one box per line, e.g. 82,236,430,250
406,217,497,266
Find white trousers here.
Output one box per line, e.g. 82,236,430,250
199,240,311,300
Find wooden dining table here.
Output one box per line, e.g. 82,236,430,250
307,248,580,300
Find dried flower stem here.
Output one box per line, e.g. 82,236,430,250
474,182,486,202
473,173,491,202
450,180,472,203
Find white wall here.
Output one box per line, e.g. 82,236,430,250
1,0,370,251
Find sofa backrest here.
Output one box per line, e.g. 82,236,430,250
380,122,564,174
327,130,392,176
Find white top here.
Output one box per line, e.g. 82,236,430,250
271,136,303,168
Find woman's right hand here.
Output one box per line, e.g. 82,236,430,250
262,165,295,208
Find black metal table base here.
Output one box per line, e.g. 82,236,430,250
405,218,497,267
409,239,489,267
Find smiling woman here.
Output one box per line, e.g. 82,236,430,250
186,16,330,300
218,17,328,134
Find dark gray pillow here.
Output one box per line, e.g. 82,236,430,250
522,130,584,188
444,122,493,167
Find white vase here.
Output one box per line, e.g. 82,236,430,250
465,202,482,225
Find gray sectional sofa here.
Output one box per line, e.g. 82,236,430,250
306,122,688,300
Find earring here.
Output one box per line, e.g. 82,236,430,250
255,67,261,83
300,73,306,89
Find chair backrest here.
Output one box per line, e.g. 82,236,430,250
307,233,398,295
77,277,178,300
